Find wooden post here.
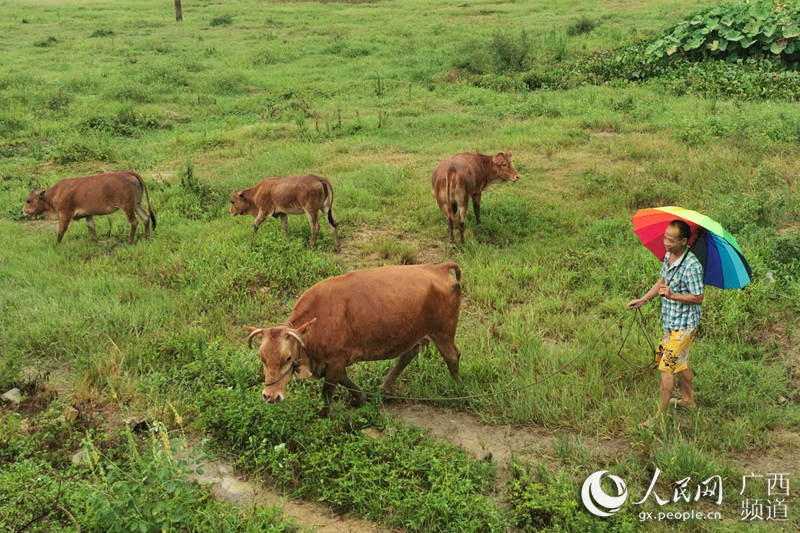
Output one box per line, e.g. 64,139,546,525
174,0,182,22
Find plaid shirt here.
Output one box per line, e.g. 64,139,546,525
660,249,704,331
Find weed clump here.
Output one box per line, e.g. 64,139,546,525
34,36,58,47
209,14,233,27
89,28,114,38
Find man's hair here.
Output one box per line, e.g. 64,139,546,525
669,219,691,241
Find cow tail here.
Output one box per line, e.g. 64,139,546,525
320,178,337,227
440,261,461,283
446,167,458,222
133,172,157,230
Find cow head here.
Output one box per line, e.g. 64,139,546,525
244,318,316,403
229,190,252,215
22,189,48,216
490,152,520,183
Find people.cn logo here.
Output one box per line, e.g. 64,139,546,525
581,470,628,517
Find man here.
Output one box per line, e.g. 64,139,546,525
628,220,704,426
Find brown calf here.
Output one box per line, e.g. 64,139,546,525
22,171,156,244
244,262,463,416
230,174,340,251
431,152,520,244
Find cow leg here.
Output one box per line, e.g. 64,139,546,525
429,334,461,382
381,346,420,394
56,212,73,244
135,205,151,239
124,209,138,244
447,218,455,245
86,216,99,242
279,214,288,234
472,193,482,225
253,210,268,233
319,363,344,417
457,196,468,244
305,210,320,248
339,370,366,406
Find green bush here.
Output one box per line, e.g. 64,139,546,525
567,17,598,36
0,415,298,533
508,462,638,532
195,386,505,533
646,1,800,62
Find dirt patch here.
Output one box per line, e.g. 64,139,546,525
383,403,627,469
337,226,446,270
777,224,799,236
182,445,397,533
729,429,800,475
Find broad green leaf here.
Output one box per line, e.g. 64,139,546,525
783,24,800,38
763,24,777,38
666,45,678,56
725,30,744,41
739,37,756,49
708,39,720,51
685,37,704,50
770,41,786,54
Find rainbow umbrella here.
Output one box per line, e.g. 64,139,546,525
632,206,751,289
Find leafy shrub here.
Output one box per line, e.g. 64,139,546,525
567,16,598,36
50,135,112,164
82,106,164,137
646,0,800,62
517,39,800,101
168,159,228,221
195,386,505,533
457,29,535,74
508,462,637,532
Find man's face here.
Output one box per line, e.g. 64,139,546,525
663,225,687,255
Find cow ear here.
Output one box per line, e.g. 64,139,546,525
492,153,503,164
238,192,245,199
38,191,45,200
504,152,512,158
295,356,313,380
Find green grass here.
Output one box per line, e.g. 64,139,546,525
2,0,799,531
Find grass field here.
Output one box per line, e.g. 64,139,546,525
1,0,799,531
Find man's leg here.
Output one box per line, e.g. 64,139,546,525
676,365,696,408
659,371,675,412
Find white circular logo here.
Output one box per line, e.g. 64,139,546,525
581,470,628,517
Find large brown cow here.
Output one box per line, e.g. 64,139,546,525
22,171,156,244
244,262,463,415
431,152,520,244
230,174,340,251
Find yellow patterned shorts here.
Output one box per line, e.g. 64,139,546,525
655,328,696,374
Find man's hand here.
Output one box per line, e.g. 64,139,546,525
657,283,671,299
627,298,645,309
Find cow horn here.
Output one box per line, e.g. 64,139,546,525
286,330,305,348
247,328,265,348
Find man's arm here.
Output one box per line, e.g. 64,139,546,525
627,277,665,309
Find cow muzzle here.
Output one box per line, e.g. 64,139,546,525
262,389,285,403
